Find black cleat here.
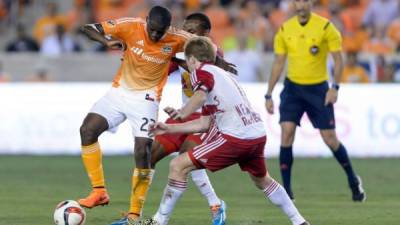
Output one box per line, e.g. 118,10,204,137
284,187,295,201
351,175,366,202
135,218,158,225
300,222,310,225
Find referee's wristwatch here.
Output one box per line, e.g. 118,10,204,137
264,94,272,100
331,83,340,91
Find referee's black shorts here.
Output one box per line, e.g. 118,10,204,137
279,78,335,129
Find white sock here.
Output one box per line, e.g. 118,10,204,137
191,169,221,206
264,180,306,225
153,178,187,225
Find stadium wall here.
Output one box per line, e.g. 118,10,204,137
0,83,399,157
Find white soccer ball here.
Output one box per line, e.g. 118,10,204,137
54,200,86,225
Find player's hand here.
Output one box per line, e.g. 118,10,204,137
215,57,238,75
164,107,183,120
325,88,338,106
148,122,169,136
265,99,274,114
106,39,126,51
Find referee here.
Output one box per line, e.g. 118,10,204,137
265,0,366,202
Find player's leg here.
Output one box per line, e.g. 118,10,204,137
320,129,366,202
180,137,225,225
150,140,172,168
109,137,155,225
249,174,308,225
79,113,110,208
151,126,185,168
181,137,222,207
153,135,235,225
241,141,308,225
79,88,126,208
280,122,297,200
125,91,159,222
153,152,197,225
127,136,154,217
304,81,365,202
279,79,305,200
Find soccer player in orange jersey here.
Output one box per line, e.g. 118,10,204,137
78,6,194,224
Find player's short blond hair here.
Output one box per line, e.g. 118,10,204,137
184,36,216,63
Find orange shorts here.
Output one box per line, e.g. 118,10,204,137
155,113,202,155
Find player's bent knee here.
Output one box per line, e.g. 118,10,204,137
169,157,187,176
251,173,273,190
281,133,295,146
80,124,100,145
150,155,158,168
150,142,165,167
323,136,339,150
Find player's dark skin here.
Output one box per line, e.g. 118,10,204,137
80,16,170,169
170,19,237,74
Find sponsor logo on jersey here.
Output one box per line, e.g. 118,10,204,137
136,40,144,46
131,47,144,55
162,45,172,54
106,20,115,26
130,47,167,64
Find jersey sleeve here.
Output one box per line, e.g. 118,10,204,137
201,106,212,116
101,17,138,40
216,47,224,58
325,22,342,52
274,27,287,54
175,30,196,53
191,69,215,93
168,61,179,75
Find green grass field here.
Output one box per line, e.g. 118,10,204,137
0,156,399,225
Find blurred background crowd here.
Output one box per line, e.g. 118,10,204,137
1,0,400,83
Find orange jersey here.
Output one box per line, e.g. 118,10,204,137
101,17,193,99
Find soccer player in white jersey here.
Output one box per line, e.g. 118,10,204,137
149,13,226,225
148,37,310,225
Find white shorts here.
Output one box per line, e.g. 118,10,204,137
90,87,159,138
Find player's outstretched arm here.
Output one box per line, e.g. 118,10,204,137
179,90,207,119
165,90,207,120
171,56,236,75
171,57,189,71
81,24,108,45
215,56,237,75
149,116,211,136
265,54,287,114
81,24,126,50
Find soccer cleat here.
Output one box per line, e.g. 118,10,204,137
287,189,295,201
210,200,226,225
109,216,130,225
283,185,295,201
350,175,366,202
109,214,140,225
78,188,109,208
140,218,160,225
299,222,310,225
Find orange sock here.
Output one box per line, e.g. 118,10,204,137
129,168,155,216
81,142,105,188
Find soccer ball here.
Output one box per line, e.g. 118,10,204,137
53,200,86,225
